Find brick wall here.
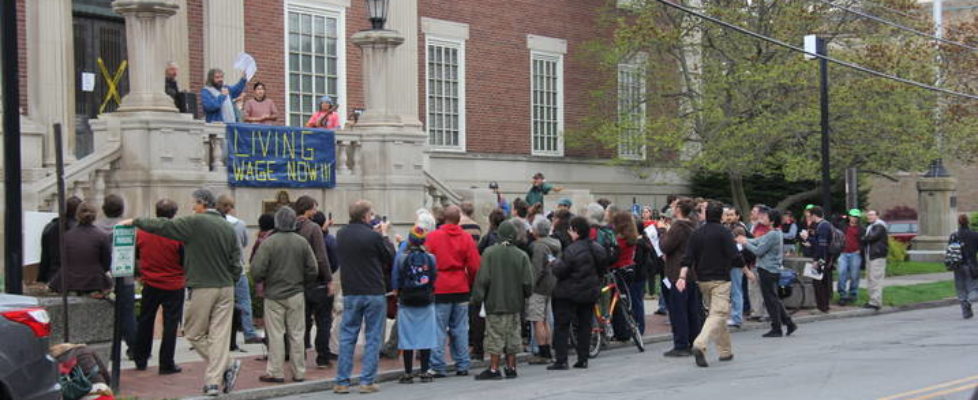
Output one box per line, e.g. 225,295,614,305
242,0,284,125
868,163,978,215
186,0,203,97
418,0,609,157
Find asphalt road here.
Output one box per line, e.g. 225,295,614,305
274,306,978,400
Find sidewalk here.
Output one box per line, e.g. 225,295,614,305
874,272,953,288
117,299,861,400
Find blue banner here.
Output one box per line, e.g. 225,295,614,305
226,123,336,188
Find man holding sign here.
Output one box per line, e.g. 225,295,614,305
122,189,243,396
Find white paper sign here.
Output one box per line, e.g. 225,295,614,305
81,72,96,92
662,277,672,290
234,52,258,81
23,212,58,266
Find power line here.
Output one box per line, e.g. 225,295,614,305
815,0,978,52
651,0,978,101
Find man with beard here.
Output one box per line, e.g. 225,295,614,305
201,68,247,123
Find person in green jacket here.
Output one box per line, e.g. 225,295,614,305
122,189,242,397
471,220,533,381
251,206,319,383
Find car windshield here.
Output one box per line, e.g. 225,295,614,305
889,223,917,234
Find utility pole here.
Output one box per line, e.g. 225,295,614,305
806,35,833,214
2,0,24,294
926,0,950,178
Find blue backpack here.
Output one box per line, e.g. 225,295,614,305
399,249,435,307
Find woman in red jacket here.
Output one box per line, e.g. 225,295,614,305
609,211,640,341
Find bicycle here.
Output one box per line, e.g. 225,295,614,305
778,268,806,315
587,268,645,358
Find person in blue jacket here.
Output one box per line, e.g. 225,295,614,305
201,68,247,123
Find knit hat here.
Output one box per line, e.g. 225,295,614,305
408,225,428,246
320,95,333,105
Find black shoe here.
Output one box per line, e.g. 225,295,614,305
328,352,339,360
654,309,667,316
398,374,414,384
474,369,503,381
663,349,692,358
135,361,148,371
456,370,469,376
762,330,783,338
572,360,588,369
786,322,798,336
547,362,569,370
862,303,881,311
504,367,517,379
159,365,182,375
316,357,331,369
293,377,305,383
963,302,974,319
719,355,734,362
419,372,434,383
222,360,241,393
838,298,849,307
692,348,708,368
259,375,285,383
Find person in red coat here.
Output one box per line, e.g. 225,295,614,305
423,205,481,377
132,199,186,374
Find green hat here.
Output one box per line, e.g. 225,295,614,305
848,208,861,218
805,204,815,210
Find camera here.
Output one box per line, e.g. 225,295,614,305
488,181,499,190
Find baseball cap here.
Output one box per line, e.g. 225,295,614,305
805,204,815,210
848,208,861,217
557,198,573,207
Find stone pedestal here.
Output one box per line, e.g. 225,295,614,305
910,177,957,262
112,0,179,113
351,30,408,125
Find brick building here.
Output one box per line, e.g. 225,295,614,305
6,0,688,218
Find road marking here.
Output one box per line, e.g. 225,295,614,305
877,375,978,400
906,383,977,400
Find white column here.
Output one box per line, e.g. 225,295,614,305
351,31,405,124
203,0,245,81
27,0,76,166
165,0,190,89
112,0,179,113
386,0,421,127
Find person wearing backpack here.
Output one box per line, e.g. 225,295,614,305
391,225,439,383
950,214,978,319
862,210,889,311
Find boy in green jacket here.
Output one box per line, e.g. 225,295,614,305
471,220,534,381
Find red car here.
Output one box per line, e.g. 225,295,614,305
888,220,918,244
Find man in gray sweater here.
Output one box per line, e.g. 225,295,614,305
251,206,319,383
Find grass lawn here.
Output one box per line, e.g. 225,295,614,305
886,261,948,277
833,280,957,307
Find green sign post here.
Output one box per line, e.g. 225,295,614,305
111,225,136,278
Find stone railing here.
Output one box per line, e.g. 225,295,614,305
424,169,463,207
203,124,363,183
25,130,123,212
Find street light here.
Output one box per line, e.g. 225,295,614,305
366,0,389,30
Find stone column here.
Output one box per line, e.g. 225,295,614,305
351,30,405,124
910,177,957,262
112,0,179,113
203,0,245,81
165,0,190,89
386,0,422,127
27,0,76,166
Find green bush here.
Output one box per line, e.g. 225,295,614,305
970,212,978,231
888,237,907,263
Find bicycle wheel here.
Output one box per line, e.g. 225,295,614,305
620,304,646,352
589,317,605,359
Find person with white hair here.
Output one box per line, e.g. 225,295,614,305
525,217,561,365
250,206,319,383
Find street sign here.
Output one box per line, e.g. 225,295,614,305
110,225,136,277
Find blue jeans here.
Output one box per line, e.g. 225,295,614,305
729,268,744,325
837,252,862,300
233,275,259,340
336,295,386,386
429,302,470,374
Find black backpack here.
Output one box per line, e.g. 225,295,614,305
820,220,846,257
398,249,436,307
945,233,965,271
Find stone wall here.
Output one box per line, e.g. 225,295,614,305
867,162,978,215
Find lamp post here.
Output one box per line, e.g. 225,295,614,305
805,34,832,214
2,0,23,294
366,0,390,30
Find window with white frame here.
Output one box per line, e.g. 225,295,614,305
426,39,465,149
531,52,563,156
618,63,646,159
286,4,342,127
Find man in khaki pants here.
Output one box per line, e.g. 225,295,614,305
676,201,744,368
127,189,243,396
863,210,889,311
251,206,319,383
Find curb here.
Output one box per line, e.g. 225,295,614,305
181,298,959,400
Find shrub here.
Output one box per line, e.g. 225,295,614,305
888,237,907,263
970,212,978,232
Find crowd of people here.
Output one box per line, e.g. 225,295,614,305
34,171,978,396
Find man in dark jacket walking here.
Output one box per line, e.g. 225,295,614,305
680,201,744,368
333,200,395,394
293,196,334,368
659,198,701,358
471,220,534,380
863,210,888,311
